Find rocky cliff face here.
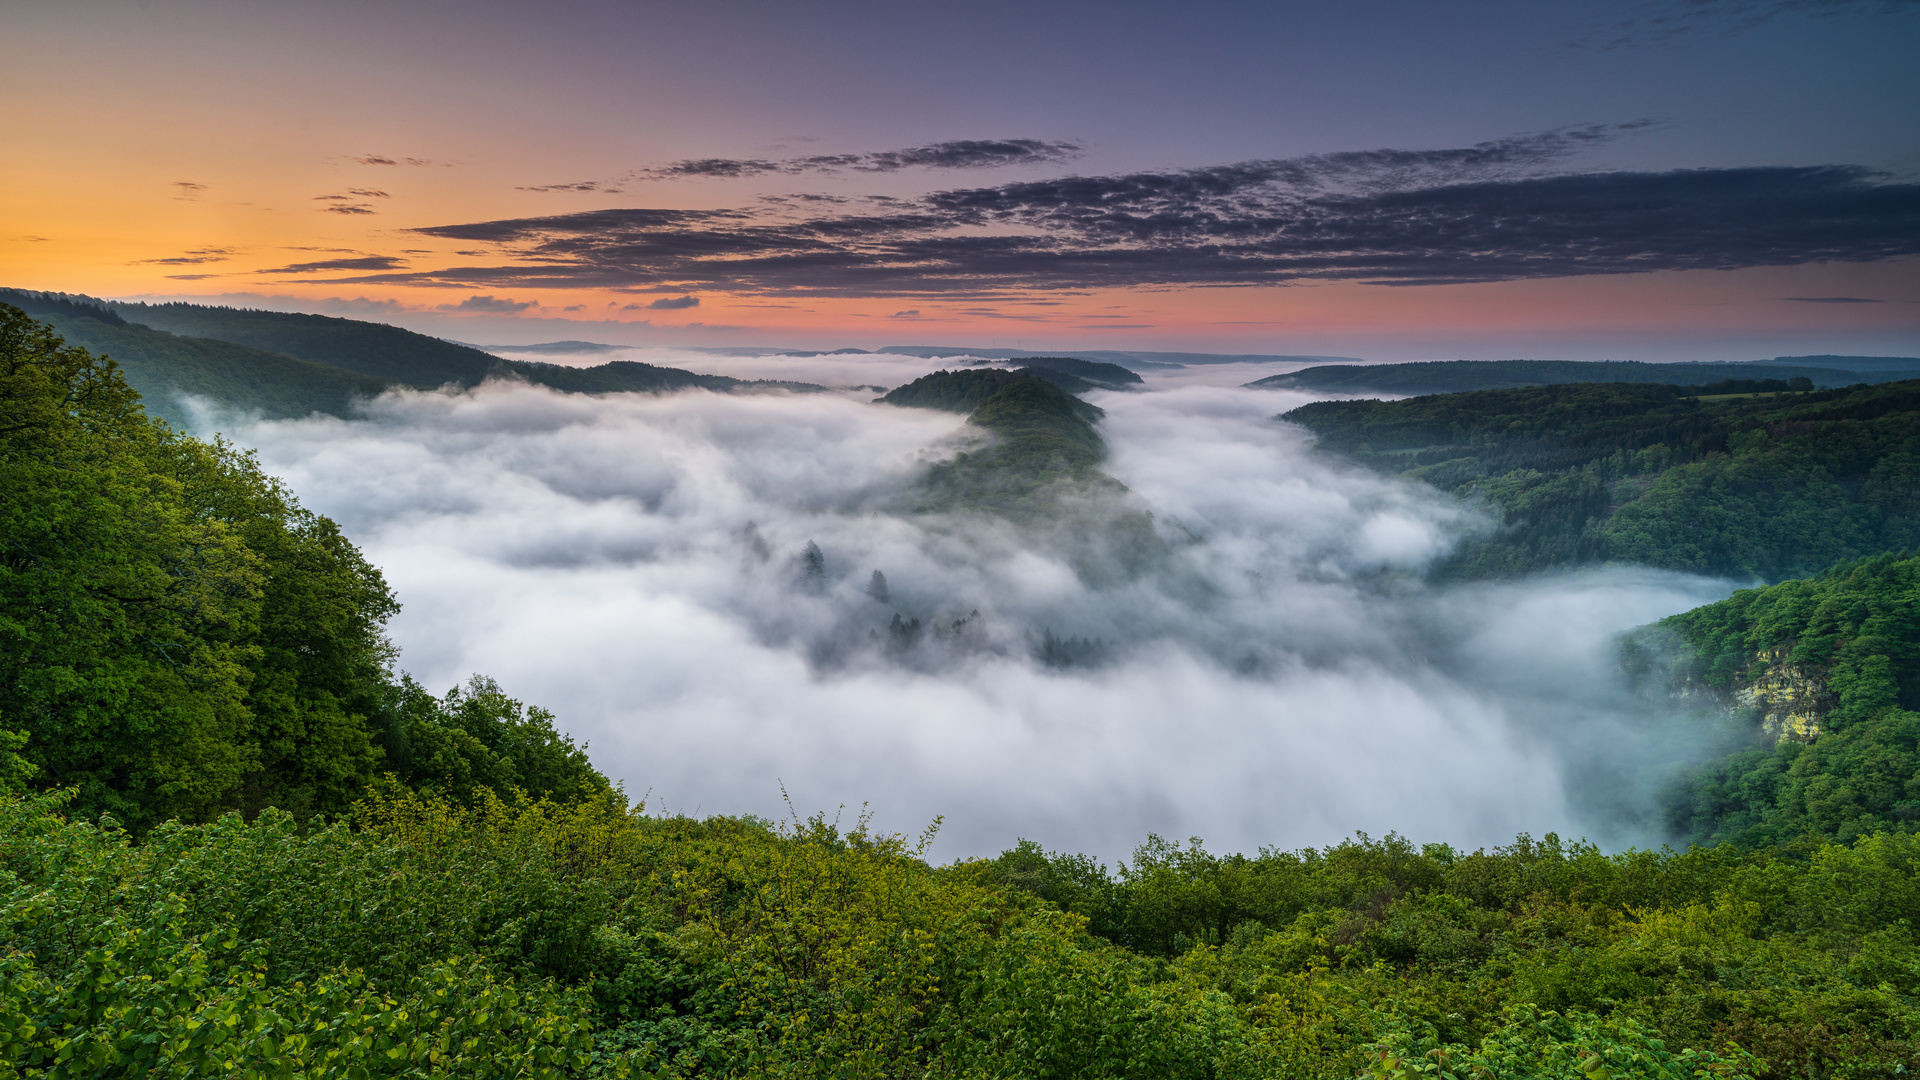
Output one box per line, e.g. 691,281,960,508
1731,647,1837,743
1664,645,1836,744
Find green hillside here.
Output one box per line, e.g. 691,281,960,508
11,296,1920,1079
1638,551,1920,849
108,299,507,387
108,297,824,396
3,291,829,420
1252,358,1920,396
886,371,1110,514
1011,355,1144,386
0,290,393,427
1283,379,1920,581
885,370,1162,582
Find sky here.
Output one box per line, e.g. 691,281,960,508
5,0,1919,360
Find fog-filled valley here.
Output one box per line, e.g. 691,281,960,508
11,298,1920,1077
197,357,1735,860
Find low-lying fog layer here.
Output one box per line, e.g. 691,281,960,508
206,365,1734,862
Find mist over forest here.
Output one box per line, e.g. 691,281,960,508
187,353,1736,860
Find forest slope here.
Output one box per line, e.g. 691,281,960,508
106,297,822,395
1252,357,1920,396
1633,551,1920,849
2,291,825,419
0,290,393,427
1282,379,1920,581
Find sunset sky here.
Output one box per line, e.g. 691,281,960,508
5,0,1917,360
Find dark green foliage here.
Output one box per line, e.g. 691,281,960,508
32,784,1920,1078
910,375,1114,517
977,829,1920,1078
880,368,1036,412
3,292,826,426
103,296,823,397
106,299,512,387
1656,553,1920,847
0,305,607,829
505,359,819,395
1253,357,1919,396
887,372,1167,581
1284,379,1920,580
1012,356,1145,386
0,289,394,427
880,366,1111,413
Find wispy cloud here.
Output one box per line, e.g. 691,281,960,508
302,126,1919,300
518,181,625,194
173,181,207,200
1783,295,1884,302
133,247,239,266
1578,0,1920,48
258,255,407,274
437,294,537,313
637,139,1083,180
354,155,449,167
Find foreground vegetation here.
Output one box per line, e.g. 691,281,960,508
1283,379,1920,580
11,784,1920,1078
5,304,1919,1075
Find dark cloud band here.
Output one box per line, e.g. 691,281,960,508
307,139,1919,299
637,139,1083,180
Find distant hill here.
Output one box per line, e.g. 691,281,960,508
0,290,394,428
1249,358,1920,395
882,371,1112,517
880,366,1115,412
1761,354,1920,372
876,345,1362,370
102,299,823,396
1009,356,1144,387
106,300,507,387
3,291,826,423
1282,378,1920,581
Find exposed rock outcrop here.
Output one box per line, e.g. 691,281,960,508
1731,646,1837,743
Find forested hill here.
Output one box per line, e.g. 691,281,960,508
0,290,393,428
103,297,822,395
0,305,610,831
884,370,1110,515
1251,357,1920,396
109,298,520,386
1283,379,1920,581
2,290,823,423
1634,551,1920,849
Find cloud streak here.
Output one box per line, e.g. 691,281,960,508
1582,0,1920,48
258,255,407,274
299,128,1918,299
637,139,1084,180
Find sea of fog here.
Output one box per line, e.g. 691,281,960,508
192,351,1737,863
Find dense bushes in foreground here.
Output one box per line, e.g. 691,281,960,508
7,784,1920,1077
